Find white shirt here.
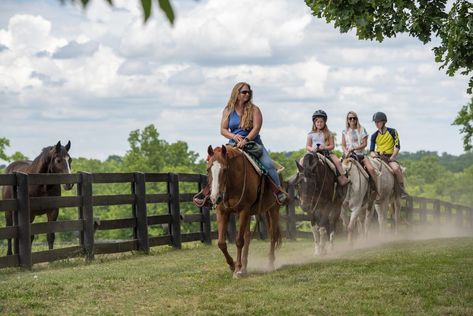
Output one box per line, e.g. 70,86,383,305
342,127,368,154
308,131,325,149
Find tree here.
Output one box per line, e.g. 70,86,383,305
305,0,473,150
61,0,175,24
453,97,473,151
0,137,10,162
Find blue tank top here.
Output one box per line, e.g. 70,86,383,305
228,111,261,144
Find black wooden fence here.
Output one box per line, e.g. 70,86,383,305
0,172,472,269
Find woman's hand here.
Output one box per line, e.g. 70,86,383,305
232,134,244,143
237,137,249,148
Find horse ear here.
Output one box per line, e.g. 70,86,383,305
207,145,214,157
55,141,61,152
65,140,71,152
295,160,304,173
221,145,227,158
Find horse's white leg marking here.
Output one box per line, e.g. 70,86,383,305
312,224,320,256
210,161,221,204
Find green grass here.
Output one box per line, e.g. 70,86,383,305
0,237,472,315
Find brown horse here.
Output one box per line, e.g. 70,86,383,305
207,144,281,277
3,141,73,255
293,153,344,255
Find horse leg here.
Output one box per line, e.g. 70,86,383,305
266,206,281,271
311,220,321,256
5,211,13,255
348,206,361,247
234,211,251,278
393,198,401,235
375,201,387,238
241,220,251,275
216,208,235,272
47,209,59,250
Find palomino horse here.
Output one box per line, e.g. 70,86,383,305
366,157,401,236
207,145,281,277
340,157,370,245
3,141,73,255
293,153,344,255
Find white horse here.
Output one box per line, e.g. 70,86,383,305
340,158,370,245
366,157,402,236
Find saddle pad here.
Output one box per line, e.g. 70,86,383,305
368,156,394,175
316,153,337,175
242,151,284,176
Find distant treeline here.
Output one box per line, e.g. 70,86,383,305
0,125,472,241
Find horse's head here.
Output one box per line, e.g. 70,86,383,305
46,141,74,191
206,145,232,205
293,153,321,213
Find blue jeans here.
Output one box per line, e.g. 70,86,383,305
228,140,281,187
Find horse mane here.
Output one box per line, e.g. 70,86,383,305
29,146,54,173
223,145,241,160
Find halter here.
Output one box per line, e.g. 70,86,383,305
220,149,248,211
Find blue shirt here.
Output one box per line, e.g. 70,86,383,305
228,111,261,144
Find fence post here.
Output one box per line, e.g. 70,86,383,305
16,172,32,269
420,199,427,225
456,206,464,228
168,173,181,249
133,172,149,253
79,172,94,261
434,200,441,225
286,182,296,240
199,174,211,245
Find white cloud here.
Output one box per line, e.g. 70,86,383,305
0,0,470,162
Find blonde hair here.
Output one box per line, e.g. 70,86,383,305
225,82,255,130
311,118,331,145
345,111,364,132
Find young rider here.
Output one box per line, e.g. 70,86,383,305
307,110,349,186
369,112,408,198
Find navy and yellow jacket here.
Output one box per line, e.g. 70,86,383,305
370,127,400,155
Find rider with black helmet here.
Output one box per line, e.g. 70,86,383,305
369,112,408,198
306,109,349,186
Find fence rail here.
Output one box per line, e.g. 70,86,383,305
0,172,472,269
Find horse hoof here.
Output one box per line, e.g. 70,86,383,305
233,271,244,279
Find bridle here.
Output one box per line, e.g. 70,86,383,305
214,150,249,211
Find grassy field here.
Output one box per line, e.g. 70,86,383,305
0,237,472,315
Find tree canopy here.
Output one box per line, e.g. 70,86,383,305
305,0,473,150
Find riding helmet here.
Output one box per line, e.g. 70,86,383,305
312,109,327,122
372,112,387,122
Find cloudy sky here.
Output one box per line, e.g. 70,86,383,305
0,0,470,162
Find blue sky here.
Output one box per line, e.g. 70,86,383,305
0,0,470,162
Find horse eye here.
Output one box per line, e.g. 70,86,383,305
55,158,62,163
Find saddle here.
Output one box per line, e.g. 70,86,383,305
241,150,284,176
368,156,395,175
343,158,369,179
315,153,337,175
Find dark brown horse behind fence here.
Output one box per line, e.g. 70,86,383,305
293,152,344,255
206,144,281,278
3,141,73,255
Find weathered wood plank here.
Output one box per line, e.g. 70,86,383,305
181,232,202,243
92,173,134,183
30,220,84,235
0,254,19,268
181,213,203,223
31,246,83,264
148,235,172,247
0,174,16,186
30,196,82,211
28,173,80,185
144,173,168,183
95,218,136,230
0,199,17,212
145,194,169,203
147,214,171,225
0,226,18,239
179,193,195,202
177,173,201,182
94,240,138,254
92,194,135,206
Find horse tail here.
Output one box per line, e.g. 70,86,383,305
266,205,282,248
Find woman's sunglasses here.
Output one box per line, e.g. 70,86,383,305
348,117,358,121
240,90,251,95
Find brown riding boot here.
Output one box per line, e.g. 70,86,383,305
399,182,409,198
193,184,211,207
274,187,288,205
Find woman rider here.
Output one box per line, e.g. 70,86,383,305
193,82,287,207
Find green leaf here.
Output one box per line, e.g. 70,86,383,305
141,0,152,22
157,0,175,25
